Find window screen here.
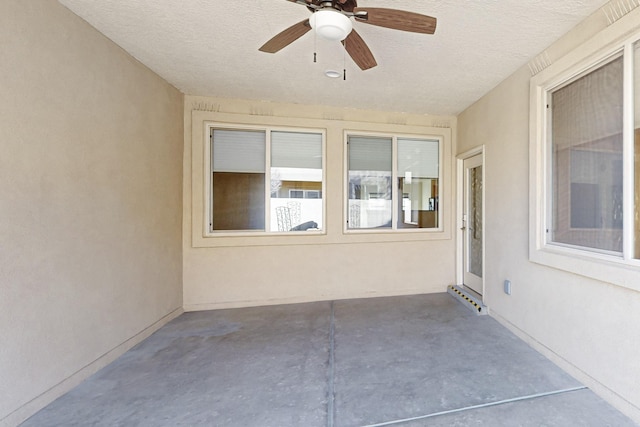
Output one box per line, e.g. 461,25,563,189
550,55,624,252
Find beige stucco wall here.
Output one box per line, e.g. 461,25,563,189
183,96,457,310
0,1,184,424
457,7,640,423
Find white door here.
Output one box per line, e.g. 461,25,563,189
462,154,483,295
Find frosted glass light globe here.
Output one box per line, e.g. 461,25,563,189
309,9,353,41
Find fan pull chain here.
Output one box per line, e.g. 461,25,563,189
343,39,347,80
314,30,317,63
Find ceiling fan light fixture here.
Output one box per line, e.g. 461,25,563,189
309,9,352,41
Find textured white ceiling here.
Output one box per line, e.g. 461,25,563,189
57,0,610,115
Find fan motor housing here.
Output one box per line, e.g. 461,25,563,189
308,0,357,13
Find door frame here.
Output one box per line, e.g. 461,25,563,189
456,146,486,298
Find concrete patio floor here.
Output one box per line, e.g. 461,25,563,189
22,293,636,426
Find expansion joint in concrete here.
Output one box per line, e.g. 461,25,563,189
361,386,589,427
327,301,336,427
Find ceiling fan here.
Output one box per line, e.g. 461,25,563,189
259,0,437,71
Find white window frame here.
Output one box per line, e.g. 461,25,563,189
344,131,444,234
529,24,640,293
205,122,326,236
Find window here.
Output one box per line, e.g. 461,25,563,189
288,189,321,199
530,30,640,290
346,134,440,231
549,54,624,253
634,40,640,259
210,126,324,233
211,129,266,231
193,114,451,247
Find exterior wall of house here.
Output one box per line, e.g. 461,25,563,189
5,0,638,425
0,1,184,424
183,96,457,311
457,7,640,423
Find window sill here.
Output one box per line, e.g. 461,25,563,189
530,244,640,293
192,226,451,248
205,229,326,238
344,227,444,234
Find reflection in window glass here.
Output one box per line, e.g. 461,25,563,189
550,55,624,252
271,131,323,232
397,138,439,229
211,128,323,233
347,136,393,229
347,135,440,230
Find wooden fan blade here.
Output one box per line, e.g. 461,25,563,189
343,29,377,70
353,8,437,34
259,19,311,53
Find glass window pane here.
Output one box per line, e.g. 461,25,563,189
211,129,265,231
270,131,323,232
635,41,640,258
397,138,439,229
550,55,623,252
468,165,483,276
348,136,392,229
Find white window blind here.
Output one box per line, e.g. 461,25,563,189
398,138,439,178
348,136,392,171
212,129,265,173
271,131,322,169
